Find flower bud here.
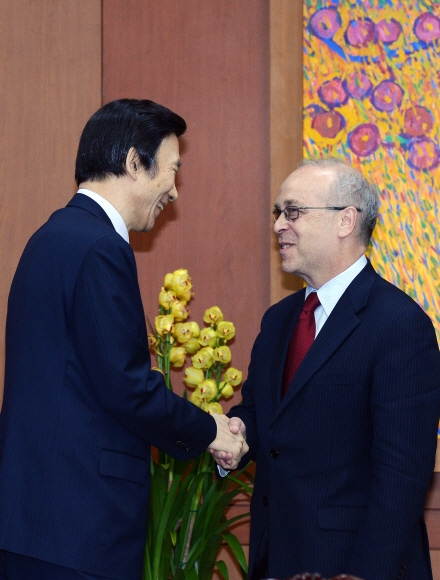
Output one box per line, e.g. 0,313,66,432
148,334,158,351
203,306,224,325
183,366,205,388
183,337,200,354
219,381,234,398
169,346,186,368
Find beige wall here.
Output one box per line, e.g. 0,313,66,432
0,0,102,402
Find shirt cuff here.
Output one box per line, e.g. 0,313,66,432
217,465,230,477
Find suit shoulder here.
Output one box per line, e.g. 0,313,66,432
369,272,435,327
260,289,305,324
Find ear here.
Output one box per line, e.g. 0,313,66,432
125,147,141,180
338,206,358,239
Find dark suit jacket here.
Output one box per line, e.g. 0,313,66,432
230,261,440,580
0,194,216,580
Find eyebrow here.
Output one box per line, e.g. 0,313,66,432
274,199,297,209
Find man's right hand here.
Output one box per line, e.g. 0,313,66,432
207,414,248,470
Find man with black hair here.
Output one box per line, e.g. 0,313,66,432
0,99,246,580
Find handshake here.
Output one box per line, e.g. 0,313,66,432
207,414,248,470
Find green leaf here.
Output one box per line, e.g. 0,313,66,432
197,534,223,580
183,569,199,580
216,560,229,580
222,531,248,572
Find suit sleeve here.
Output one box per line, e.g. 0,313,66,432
228,307,275,467
71,235,216,460
349,305,440,579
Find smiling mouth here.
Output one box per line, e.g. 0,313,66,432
157,202,165,211
279,243,293,249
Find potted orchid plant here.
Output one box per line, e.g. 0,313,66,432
145,268,253,580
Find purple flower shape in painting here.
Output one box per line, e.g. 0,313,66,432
345,18,375,48
407,137,439,171
309,7,342,40
312,110,346,139
376,18,402,44
371,80,404,112
318,78,348,108
414,12,440,44
344,71,373,100
403,106,434,138
348,124,381,157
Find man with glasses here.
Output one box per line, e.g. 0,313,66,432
213,158,440,580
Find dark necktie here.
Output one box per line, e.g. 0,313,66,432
282,291,321,397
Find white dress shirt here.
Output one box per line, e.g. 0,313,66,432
308,254,367,337
77,188,129,244
217,255,368,477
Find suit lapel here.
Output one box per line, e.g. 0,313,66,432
270,289,305,410
271,262,377,423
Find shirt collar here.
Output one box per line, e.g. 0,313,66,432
77,189,129,243
305,255,368,317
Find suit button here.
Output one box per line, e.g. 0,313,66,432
270,449,278,458
262,497,268,506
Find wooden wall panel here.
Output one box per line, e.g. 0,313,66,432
103,1,270,409
270,0,304,304
0,0,102,403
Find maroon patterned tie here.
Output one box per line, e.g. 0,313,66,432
282,292,321,397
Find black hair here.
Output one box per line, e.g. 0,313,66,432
75,99,186,186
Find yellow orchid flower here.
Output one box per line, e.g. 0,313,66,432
174,322,192,344
201,401,223,414
195,379,217,402
203,306,224,325
158,287,177,310
164,268,193,302
213,345,232,365
189,392,204,407
183,337,200,354
148,334,158,351
224,367,243,386
170,300,190,322
216,321,236,341
169,346,186,368
191,346,214,370
183,366,205,388
198,327,217,347
219,381,234,398
155,314,174,336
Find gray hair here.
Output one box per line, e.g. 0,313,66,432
298,157,379,246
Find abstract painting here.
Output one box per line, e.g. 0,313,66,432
303,0,440,342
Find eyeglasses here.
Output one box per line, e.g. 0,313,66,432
272,205,362,222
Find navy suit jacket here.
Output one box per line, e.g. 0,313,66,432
230,261,440,580
0,194,216,580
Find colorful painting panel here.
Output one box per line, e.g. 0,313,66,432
303,0,440,341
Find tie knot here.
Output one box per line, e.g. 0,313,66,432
302,292,320,313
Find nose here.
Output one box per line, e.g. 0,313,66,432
273,212,287,234
169,185,178,202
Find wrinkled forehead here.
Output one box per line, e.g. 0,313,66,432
276,166,337,207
